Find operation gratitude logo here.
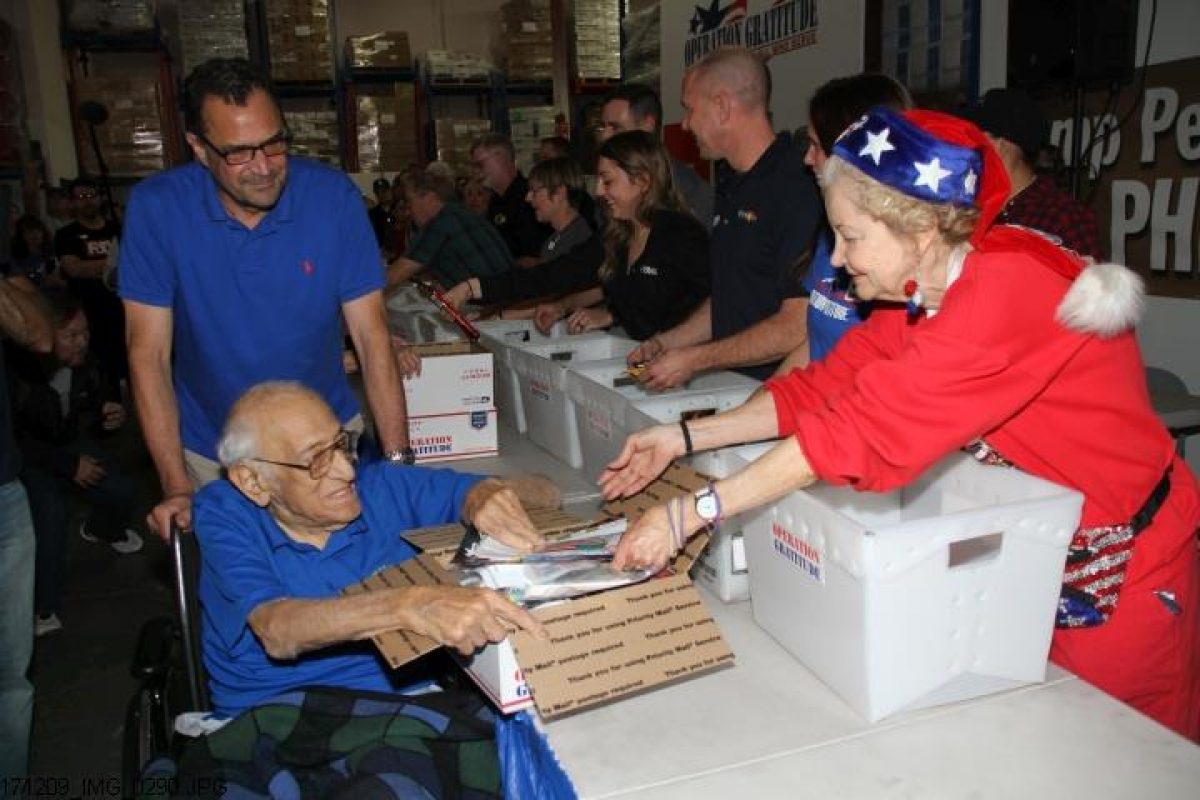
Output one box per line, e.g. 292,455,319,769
683,0,820,66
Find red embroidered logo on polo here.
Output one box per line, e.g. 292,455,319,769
301,259,315,275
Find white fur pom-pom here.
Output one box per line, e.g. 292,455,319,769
1055,263,1144,337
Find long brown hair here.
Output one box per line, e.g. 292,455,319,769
596,130,685,280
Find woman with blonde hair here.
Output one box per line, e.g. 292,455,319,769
601,107,1200,741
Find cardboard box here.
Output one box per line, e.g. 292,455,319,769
740,447,1083,721
356,464,734,718
345,31,413,70
402,341,497,462
407,411,498,463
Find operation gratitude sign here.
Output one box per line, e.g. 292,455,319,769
682,0,820,65
659,0,864,133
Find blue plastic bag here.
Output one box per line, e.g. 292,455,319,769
496,711,577,799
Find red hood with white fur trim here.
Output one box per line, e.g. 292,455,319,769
979,225,1144,337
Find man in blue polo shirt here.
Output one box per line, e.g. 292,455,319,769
196,382,553,719
120,59,413,542
628,48,821,388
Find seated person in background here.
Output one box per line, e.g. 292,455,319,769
442,156,601,314
461,175,494,217
386,164,513,289
471,133,552,265
963,88,1101,259
7,291,142,637
195,381,555,719
534,131,710,342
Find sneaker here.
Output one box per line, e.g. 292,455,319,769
35,613,63,637
80,521,145,555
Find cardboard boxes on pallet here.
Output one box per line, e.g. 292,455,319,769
263,0,333,82
286,109,339,167
352,464,734,718
574,0,622,80
423,50,494,85
344,31,413,71
73,75,164,176
356,85,419,172
498,0,553,82
178,0,248,75
508,105,558,173
433,117,492,174
66,0,155,34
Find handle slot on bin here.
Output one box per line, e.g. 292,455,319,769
947,532,1004,569
680,407,717,421
550,351,574,361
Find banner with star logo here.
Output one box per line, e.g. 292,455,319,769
660,0,865,133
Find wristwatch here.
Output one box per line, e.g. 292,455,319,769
384,446,417,465
693,483,723,526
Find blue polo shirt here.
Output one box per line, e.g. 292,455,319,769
802,232,871,361
193,461,482,719
118,158,385,459
710,133,821,380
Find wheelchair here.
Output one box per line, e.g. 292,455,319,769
122,524,210,787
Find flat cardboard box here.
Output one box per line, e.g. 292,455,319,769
356,463,734,719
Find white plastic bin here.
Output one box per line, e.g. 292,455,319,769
565,357,759,480
739,447,1082,722
476,320,565,434
507,334,636,468
385,285,430,313
685,444,775,603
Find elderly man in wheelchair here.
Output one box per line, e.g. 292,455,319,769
129,381,562,795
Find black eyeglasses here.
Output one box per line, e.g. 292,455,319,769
198,129,292,166
251,429,358,480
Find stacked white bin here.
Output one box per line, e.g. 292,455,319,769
475,319,566,434
506,334,636,468
564,357,759,480
734,444,1082,721
685,444,771,603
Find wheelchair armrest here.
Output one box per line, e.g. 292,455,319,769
130,616,178,681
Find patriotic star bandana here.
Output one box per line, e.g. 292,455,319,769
831,107,1012,245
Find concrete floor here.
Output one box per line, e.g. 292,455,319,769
26,424,173,782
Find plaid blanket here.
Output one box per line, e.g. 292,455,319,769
139,688,504,799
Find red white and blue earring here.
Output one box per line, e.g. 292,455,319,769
903,279,924,316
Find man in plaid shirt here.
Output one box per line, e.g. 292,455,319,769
965,88,1102,259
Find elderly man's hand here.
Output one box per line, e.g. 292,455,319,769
461,478,544,551
407,585,545,655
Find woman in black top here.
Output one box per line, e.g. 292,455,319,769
534,131,710,341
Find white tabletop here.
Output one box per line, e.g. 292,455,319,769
541,594,1200,798
457,427,1200,798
